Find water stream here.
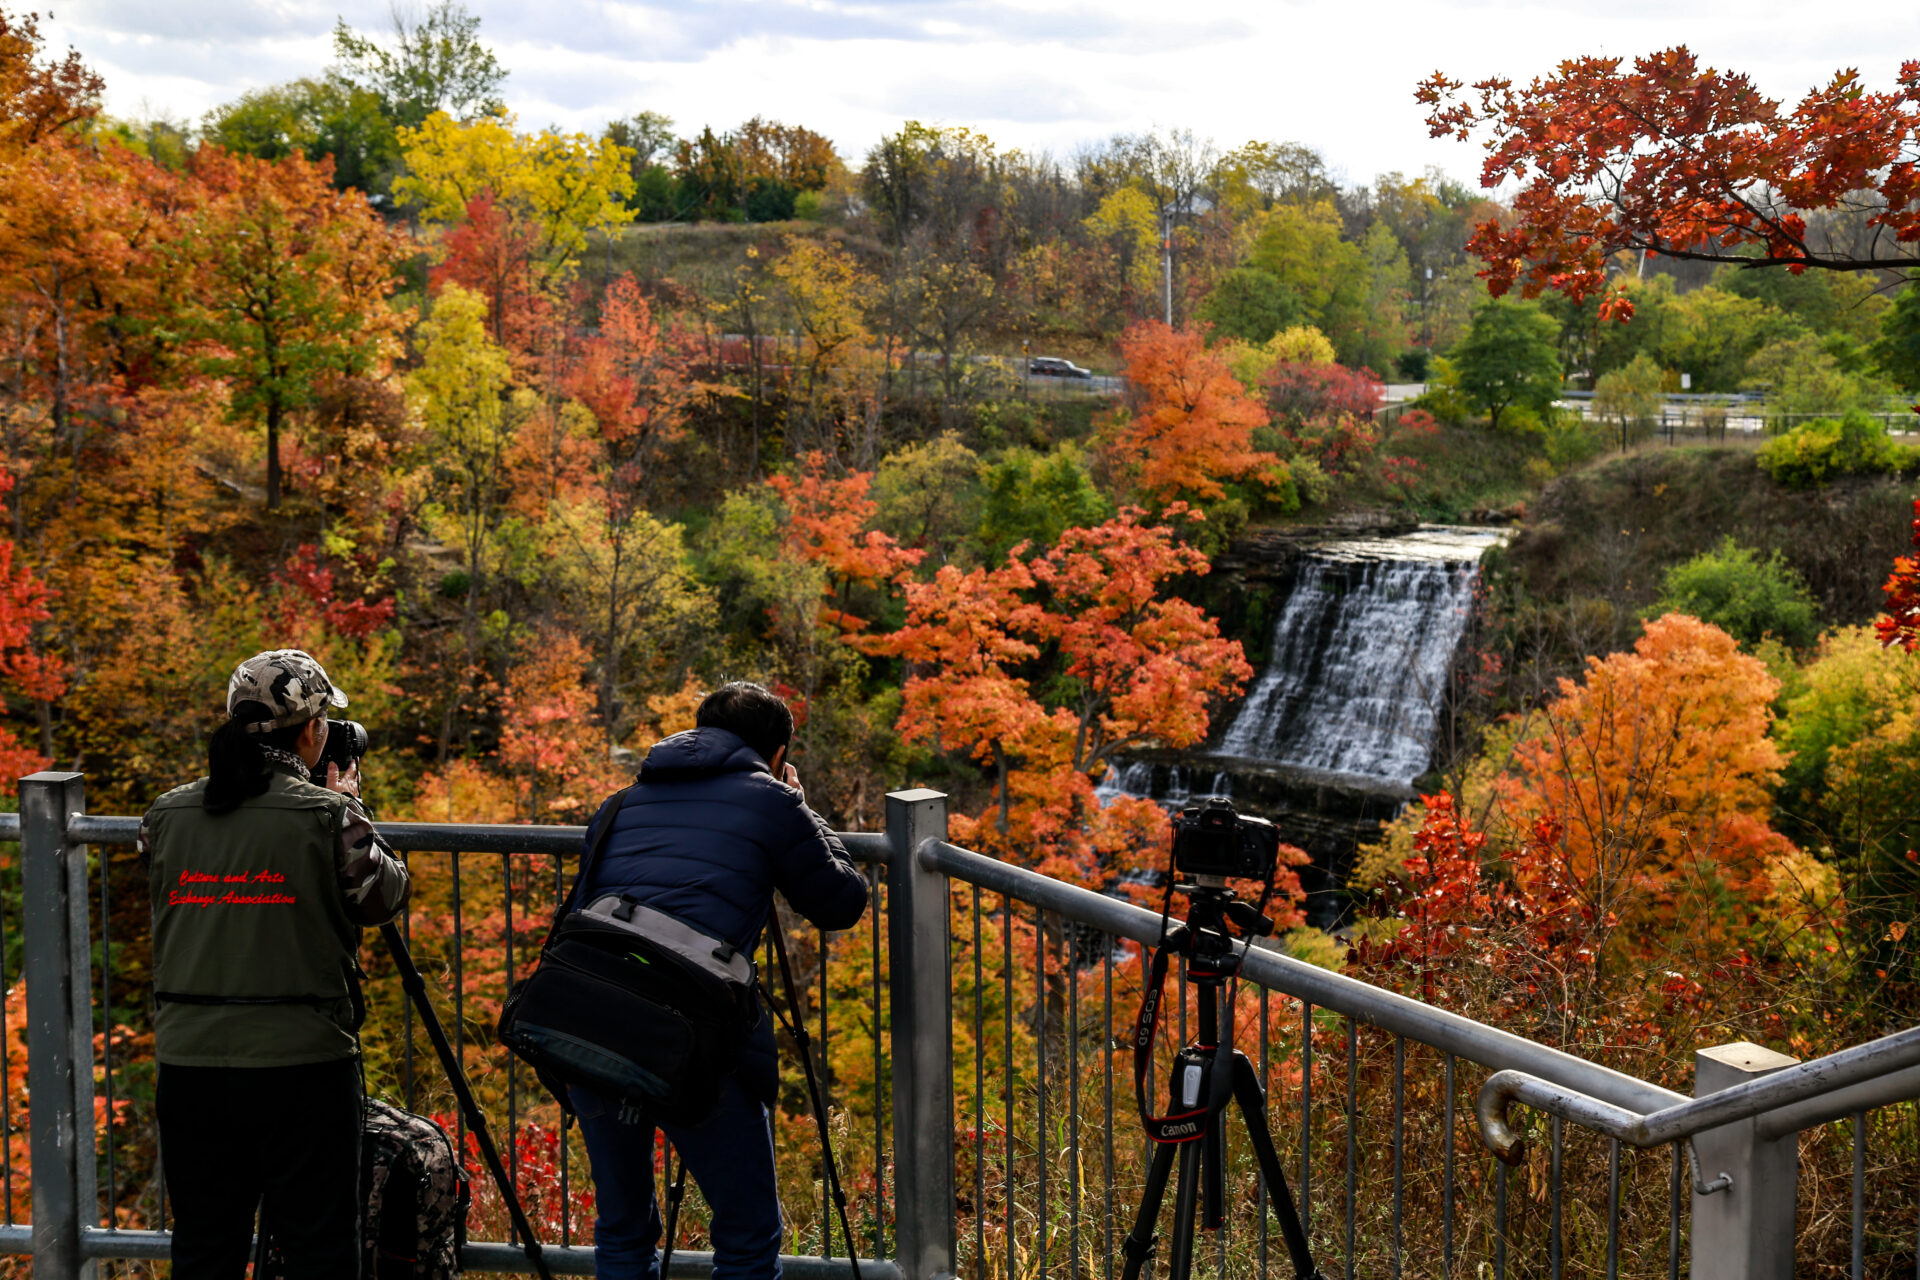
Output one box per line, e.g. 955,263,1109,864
1100,525,1505,804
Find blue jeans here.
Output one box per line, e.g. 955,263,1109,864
571,1078,784,1280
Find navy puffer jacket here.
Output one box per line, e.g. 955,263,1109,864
574,726,868,1101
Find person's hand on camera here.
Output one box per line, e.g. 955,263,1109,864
780,762,805,806
325,759,361,800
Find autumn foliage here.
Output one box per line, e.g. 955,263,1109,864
1102,321,1290,508
874,505,1252,885
1420,49,1920,315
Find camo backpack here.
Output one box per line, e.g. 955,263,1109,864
361,1098,470,1279
263,1096,470,1279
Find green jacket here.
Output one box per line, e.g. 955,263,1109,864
146,771,369,1067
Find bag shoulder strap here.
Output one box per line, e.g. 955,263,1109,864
540,785,631,957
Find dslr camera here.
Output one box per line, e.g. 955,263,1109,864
310,719,369,788
1171,798,1281,883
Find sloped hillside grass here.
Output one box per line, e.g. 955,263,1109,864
1490,444,1917,673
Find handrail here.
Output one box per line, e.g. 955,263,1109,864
920,838,1689,1116
1476,1029,1920,1157
23,810,892,867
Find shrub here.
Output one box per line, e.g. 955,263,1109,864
1756,409,1918,487
1647,537,1819,649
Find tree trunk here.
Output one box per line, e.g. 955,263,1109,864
266,399,283,509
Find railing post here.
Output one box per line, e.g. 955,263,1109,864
22,772,98,1280
1690,1041,1797,1280
886,789,953,1279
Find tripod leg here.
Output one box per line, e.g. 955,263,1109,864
1166,1141,1202,1280
1230,1054,1324,1280
1121,1139,1178,1280
381,923,556,1280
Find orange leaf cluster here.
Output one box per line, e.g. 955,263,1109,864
874,506,1251,884
767,451,924,633
1419,49,1920,306
1102,322,1287,507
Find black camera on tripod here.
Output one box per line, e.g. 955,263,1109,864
1170,798,1281,882
310,719,369,787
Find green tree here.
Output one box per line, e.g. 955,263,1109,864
1197,267,1302,344
203,77,397,193
1648,537,1819,650
973,444,1114,561
330,0,505,131
1745,333,1892,419
1592,352,1665,450
1872,278,1920,391
183,147,411,507
1451,297,1562,429
873,432,981,565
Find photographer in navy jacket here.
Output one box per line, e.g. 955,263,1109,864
570,682,868,1280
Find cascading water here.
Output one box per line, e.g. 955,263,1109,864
1095,524,1504,920
1213,526,1504,789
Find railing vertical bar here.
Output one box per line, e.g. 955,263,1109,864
1606,1137,1621,1280
1104,938,1115,1280
1550,1115,1563,1280
822,915,832,1259
403,854,416,1112
1853,1110,1866,1280
554,850,570,1248
1495,1160,1508,1280
1301,1002,1312,1237
1259,984,1270,1280
1036,906,1049,1280
504,852,517,1198
1443,1053,1455,1278
97,835,116,1227
869,862,885,1257
1391,1034,1403,1279
451,849,465,1159
973,883,984,1280
0,849,11,1226
1667,1140,1680,1280
1344,1018,1355,1280
1070,929,1081,1280
1003,905,1014,1280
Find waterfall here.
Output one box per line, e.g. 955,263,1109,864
1214,526,1503,788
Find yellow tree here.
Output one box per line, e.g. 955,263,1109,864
409,283,513,757
1082,186,1160,301
395,111,635,276
769,236,874,449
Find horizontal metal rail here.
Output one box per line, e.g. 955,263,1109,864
0,1227,896,1278
921,838,1689,1115
10,810,893,866
1477,1031,1920,1156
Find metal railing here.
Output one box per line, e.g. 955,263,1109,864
7,775,1920,1278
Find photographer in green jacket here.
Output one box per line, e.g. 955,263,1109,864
140,649,410,1279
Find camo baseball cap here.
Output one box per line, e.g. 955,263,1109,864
226,649,350,733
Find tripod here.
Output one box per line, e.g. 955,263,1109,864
1121,885,1325,1280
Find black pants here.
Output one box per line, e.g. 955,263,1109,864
156,1059,363,1279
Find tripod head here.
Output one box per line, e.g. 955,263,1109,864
1162,876,1276,980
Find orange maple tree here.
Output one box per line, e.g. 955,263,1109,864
872,506,1251,884
1490,614,1799,966
767,450,924,634
1419,50,1920,315
1101,321,1290,508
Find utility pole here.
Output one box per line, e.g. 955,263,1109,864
1162,208,1174,326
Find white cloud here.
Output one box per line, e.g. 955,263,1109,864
42,0,1920,186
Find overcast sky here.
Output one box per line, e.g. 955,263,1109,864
40,1,1920,189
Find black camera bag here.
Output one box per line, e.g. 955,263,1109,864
497,787,760,1126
